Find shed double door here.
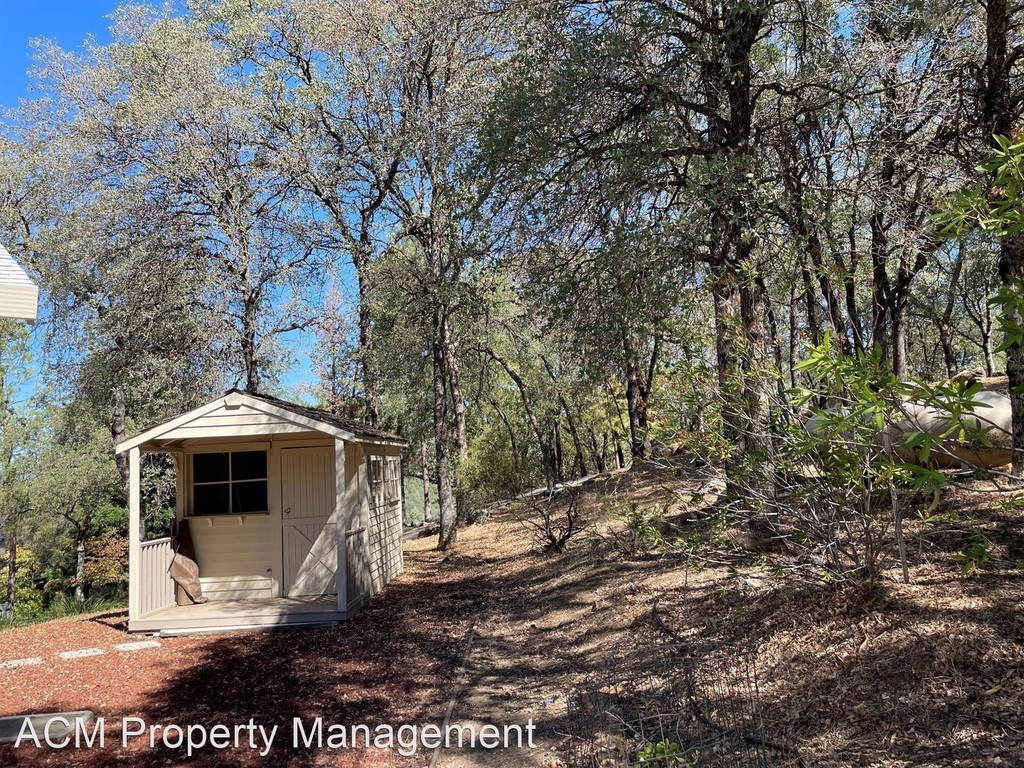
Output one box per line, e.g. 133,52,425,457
281,447,337,597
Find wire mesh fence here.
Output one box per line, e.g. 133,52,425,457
566,602,802,767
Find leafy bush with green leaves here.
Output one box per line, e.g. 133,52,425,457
601,501,668,558
1,594,126,631
91,503,129,537
81,530,128,590
637,739,691,766
12,547,44,618
781,335,985,584
953,533,994,574
44,594,124,618
462,420,542,509
143,507,176,539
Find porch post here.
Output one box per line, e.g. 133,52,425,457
128,447,142,625
335,439,347,614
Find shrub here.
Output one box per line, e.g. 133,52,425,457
81,530,128,591
606,502,668,558
45,594,124,618
13,548,44,618
517,489,586,552
778,337,948,584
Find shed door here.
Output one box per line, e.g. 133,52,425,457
281,446,337,597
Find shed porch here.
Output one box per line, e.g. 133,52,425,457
130,594,345,635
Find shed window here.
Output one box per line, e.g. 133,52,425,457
384,456,401,502
192,450,268,515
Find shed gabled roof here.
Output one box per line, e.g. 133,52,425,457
0,244,39,322
115,390,407,454
238,390,404,442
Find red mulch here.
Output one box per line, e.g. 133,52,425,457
0,548,480,767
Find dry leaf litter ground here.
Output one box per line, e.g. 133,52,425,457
1,461,1022,767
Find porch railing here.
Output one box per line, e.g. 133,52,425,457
139,537,176,616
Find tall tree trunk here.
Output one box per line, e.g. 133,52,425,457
553,421,565,482
712,265,743,456
845,224,867,353
939,244,967,378
870,206,893,362
439,322,469,523
714,259,777,500
620,331,656,460
1002,235,1024,477
241,289,260,394
420,441,432,524
75,534,86,603
623,367,650,460
355,245,380,428
739,273,776,476
983,325,996,377
983,0,1024,477
939,321,957,378
432,307,457,550
592,429,607,473
111,385,130,502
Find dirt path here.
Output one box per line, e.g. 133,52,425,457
414,506,684,768
431,618,561,768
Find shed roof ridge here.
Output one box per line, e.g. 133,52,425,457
227,389,404,442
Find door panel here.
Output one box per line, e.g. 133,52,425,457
281,447,337,596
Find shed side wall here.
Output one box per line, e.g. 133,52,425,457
366,445,405,595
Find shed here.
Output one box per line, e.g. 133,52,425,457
115,390,407,634
0,244,39,322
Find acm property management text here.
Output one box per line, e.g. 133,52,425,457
14,715,539,757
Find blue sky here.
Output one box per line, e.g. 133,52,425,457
0,1,123,108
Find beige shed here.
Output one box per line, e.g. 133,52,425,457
116,390,407,634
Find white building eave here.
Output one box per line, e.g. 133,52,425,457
0,244,38,323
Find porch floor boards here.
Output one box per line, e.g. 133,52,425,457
130,594,346,635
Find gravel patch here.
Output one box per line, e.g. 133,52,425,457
0,658,43,669
113,641,161,652
56,648,106,660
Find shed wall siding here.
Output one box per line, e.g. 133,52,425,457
0,245,38,322
366,446,405,596
383,447,405,581
162,403,314,441
344,442,372,612
189,516,275,600
0,284,39,322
